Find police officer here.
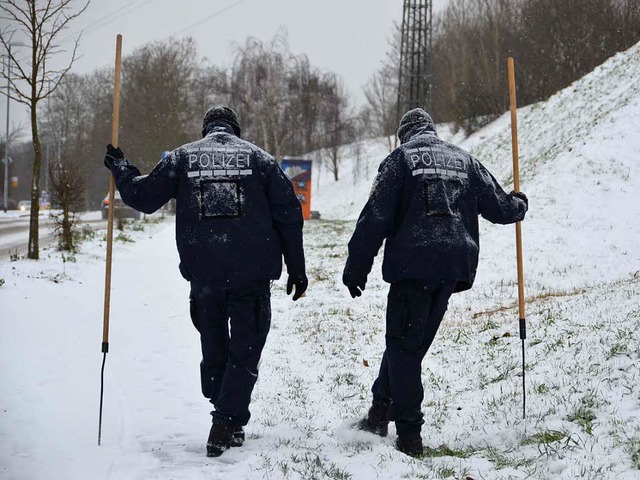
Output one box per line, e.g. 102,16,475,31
103,106,307,457
343,108,528,456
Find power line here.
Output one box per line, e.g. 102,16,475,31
4,0,246,67
59,0,156,45
171,0,246,37
1,0,153,65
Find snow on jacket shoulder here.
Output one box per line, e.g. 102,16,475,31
344,129,526,292
110,131,305,285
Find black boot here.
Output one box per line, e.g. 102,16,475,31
356,403,389,437
396,433,423,457
230,426,245,447
206,423,233,457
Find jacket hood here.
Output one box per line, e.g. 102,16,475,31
397,108,436,144
202,105,241,137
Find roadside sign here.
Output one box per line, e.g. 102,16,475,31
281,158,312,221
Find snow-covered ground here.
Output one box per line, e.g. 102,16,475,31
2,42,640,479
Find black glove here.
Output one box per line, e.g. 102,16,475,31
104,144,126,170
286,274,308,301
511,190,528,207
343,263,367,299
347,285,364,298
346,283,366,298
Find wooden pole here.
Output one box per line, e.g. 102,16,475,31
99,34,123,446
508,56,526,419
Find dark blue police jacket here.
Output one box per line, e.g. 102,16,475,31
109,130,305,285
344,126,527,293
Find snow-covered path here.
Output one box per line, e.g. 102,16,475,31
1,220,189,479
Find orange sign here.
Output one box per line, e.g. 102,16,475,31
281,159,312,220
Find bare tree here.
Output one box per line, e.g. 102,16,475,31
616,0,640,48
49,155,84,251
0,0,89,259
363,65,398,152
192,63,228,130
78,68,113,208
519,0,621,103
430,0,515,133
349,130,367,186
40,67,115,211
362,25,401,152
228,30,356,161
319,76,353,182
120,37,199,171
427,0,640,130
229,32,295,160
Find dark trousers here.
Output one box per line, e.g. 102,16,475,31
189,280,271,426
371,280,456,436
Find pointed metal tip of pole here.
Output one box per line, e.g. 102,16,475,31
98,351,107,446
521,338,526,421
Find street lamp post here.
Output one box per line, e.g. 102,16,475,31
3,50,10,212
2,42,26,212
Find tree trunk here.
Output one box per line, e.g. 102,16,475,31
331,146,339,182
28,99,42,260
387,134,394,153
63,195,72,251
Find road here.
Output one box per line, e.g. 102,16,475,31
0,211,106,260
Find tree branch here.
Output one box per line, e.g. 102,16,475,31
37,1,88,73
0,75,32,105
0,39,33,92
0,0,34,32
38,0,61,25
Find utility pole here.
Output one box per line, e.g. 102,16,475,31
396,0,434,121
44,79,52,195
45,144,49,193
3,49,10,212
2,42,26,212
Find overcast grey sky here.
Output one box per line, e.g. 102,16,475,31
2,0,450,138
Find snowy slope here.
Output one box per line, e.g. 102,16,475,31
1,43,640,480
